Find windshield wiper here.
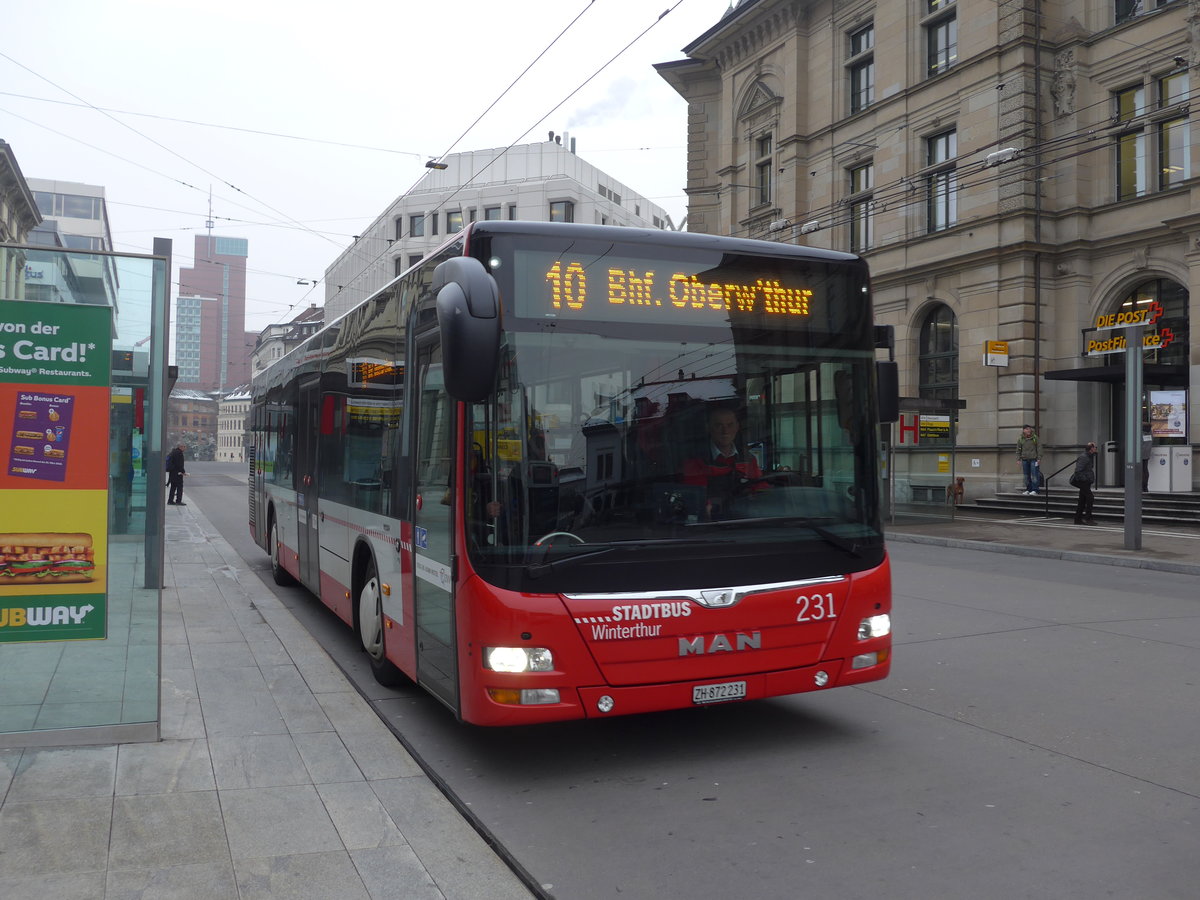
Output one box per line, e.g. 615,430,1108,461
524,546,617,579
780,517,864,557
523,537,736,579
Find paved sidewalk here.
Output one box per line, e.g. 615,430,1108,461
0,502,534,900
887,510,1200,575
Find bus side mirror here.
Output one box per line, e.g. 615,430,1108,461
876,361,899,423
432,257,501,402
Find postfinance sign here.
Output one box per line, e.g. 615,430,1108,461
1085,327,1176,357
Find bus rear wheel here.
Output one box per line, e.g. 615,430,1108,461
358,556,405,687
269,518,295,586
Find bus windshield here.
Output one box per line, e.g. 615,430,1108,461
465,328,883,594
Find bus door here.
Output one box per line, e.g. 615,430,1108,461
411,339,458,709
296,377,322,591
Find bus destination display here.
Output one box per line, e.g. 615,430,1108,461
516,250,823,326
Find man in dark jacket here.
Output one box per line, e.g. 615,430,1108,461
166,444,187,505
1072,441,1097,525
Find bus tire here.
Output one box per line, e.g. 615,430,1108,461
357,555,405,687
269,516,295,586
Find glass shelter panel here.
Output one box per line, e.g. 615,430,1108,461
0,245,167,746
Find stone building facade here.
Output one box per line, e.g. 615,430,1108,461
217,387,251,463
658,0,1196,493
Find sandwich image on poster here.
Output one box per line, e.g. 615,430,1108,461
7,391,75,482
0,533,95,584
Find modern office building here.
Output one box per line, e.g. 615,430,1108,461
323,136,674,321
24,177,119,308
176,234,250,391
658,0,1195,493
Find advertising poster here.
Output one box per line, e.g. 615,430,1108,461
1149,390,1186,439
0,300,112,643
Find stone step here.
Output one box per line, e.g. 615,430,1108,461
972,495,1200,525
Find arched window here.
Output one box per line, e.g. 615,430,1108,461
1112,279,1188,368
918,304,958,399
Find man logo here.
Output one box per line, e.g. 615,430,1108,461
679,631,761,656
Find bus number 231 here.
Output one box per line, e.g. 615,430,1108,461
796,593,837,622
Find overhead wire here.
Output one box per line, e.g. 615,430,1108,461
0,89,427,159
0,50,342,249
327,0,690,312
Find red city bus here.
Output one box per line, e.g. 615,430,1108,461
248,221,896,725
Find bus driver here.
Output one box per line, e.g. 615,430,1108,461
682,406,767,517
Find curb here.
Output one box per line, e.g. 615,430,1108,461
886,531,1200,577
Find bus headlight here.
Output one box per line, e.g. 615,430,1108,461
484,646,554,673
857,614,891,640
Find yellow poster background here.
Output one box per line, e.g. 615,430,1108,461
0,488,108,597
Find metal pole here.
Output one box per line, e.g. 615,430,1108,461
1123,325,1143,550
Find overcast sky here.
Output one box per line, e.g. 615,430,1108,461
1,0,729,331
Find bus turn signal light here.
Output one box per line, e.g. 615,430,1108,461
487,688,561,705
852,648,890,669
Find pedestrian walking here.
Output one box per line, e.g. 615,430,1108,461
1016,424,1041,494
1070,441,1098,525
166,443,187,505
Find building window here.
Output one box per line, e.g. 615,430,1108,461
409,214,425,237
484,206,502,220
394,257,405,276
1158,71,1190,189
754,134,773,207
848,163,874,253
549,200,574,223
1113,72,1190,200
431,213,439,236
926,130,958,233
395,217,404,240
31,191,102,220
1116,0,1180,25
925,1,957,77
1113,279,1190,368
848,23,874,114
918,304,958,400
1115,84,1147,199
1158,117,1189,189
446,210,463,233
508,204,518,220
1115,72,1190,199
408,253,424,268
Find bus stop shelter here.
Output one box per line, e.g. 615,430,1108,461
0,240,171,747
885,396,966,524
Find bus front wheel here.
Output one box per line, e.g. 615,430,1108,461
358,556,405,687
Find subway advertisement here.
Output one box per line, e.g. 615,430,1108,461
0,300,112,642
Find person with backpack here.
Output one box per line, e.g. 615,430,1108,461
1071,441,1098,525
166,444,187,505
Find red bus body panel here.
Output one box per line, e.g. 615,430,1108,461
451,557,891,726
